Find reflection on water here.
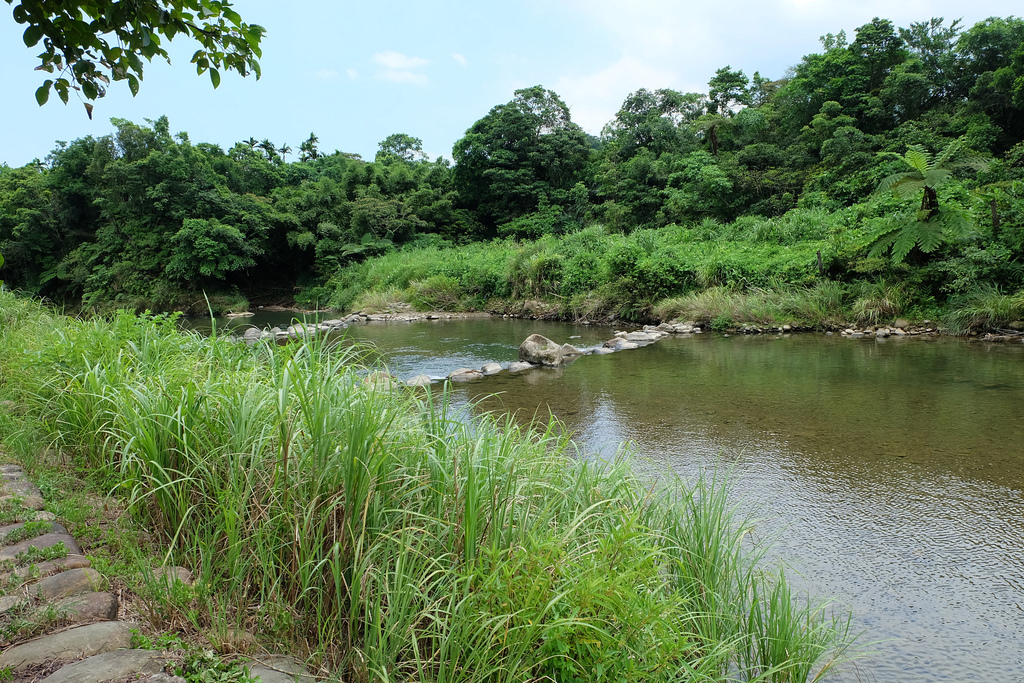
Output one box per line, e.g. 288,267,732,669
209,315,1024,681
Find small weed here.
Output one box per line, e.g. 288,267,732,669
2,521,52,545
176,650,259,683
131,629,188,651
15,541,67,565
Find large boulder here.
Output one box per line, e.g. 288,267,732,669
518,335,563,366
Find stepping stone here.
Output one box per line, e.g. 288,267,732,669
0,521,67,540
41,648,169,682
0,594,28,614
0,621,132,671
37,568,103,600
246,655,315,683
0,554,91,584
0,533,81,564
0,478,41,496
0,465,25,480
50,592,118,623
151,566,193,588
0,493,44,511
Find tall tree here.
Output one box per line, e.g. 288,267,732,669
376,133,427,163
707,66,750,116
299,133,320,162
452,86,589,232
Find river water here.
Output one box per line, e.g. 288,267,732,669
206,315,1024,681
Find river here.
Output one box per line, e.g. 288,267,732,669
204,314,1024,681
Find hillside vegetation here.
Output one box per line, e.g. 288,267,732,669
3,16,1024,330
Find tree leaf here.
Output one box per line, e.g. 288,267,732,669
127,73,140,96
210,68,221,88
23,25,44,47
35,81,52,106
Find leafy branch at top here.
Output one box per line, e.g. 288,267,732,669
6,0,265,118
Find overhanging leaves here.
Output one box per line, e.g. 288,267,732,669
7,0,265,110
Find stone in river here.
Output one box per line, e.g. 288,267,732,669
448,368,484,381
518,334,563,366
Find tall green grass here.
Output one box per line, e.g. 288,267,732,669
0,291,854,681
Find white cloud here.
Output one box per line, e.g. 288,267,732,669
555,54,682,134
346,68,359,80
377,69,430,87
314,69,339,81
373,51,430,70
372,51,430,86
451,53,468,67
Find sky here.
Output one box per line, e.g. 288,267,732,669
1,1,1021,167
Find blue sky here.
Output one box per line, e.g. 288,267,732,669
1,1,1020,167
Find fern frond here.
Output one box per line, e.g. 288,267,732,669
933,137,963,167
904,146,931,173
876,172,917,196
922,168,951,189
951,155,991,172
891,229,917,262
867,232,896,260
893,178,926,200
915,221,944,253
936,206,977,241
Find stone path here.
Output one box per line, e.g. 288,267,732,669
0,465,315,682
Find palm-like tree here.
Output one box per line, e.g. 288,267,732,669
279,143,292,163
243,137,258,149
258,138,277,160
869,138,989,262
299,133,320,162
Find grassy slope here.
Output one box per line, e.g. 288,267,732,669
0,291,854,682
317,208,1024,334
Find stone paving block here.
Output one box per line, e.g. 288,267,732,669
0,621,132,671
246,655,316,683
51,591,118,623
0,533,81,564
37,568,103,600
0,521,67,540
151,566,194,588
0,478,43,499
41,648,169,682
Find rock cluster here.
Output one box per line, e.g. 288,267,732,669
0,464,314,683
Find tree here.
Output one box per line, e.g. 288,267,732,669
7,0,265,117
299,133,320,162
869,137,989,262
278,143,292,163
707,66,750,116
452,86,590,232
257,138,277,161
376,133,427,163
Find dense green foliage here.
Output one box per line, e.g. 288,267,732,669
0,291,852,681
4,15,1024,328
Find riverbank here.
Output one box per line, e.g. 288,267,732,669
0,291,854,682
